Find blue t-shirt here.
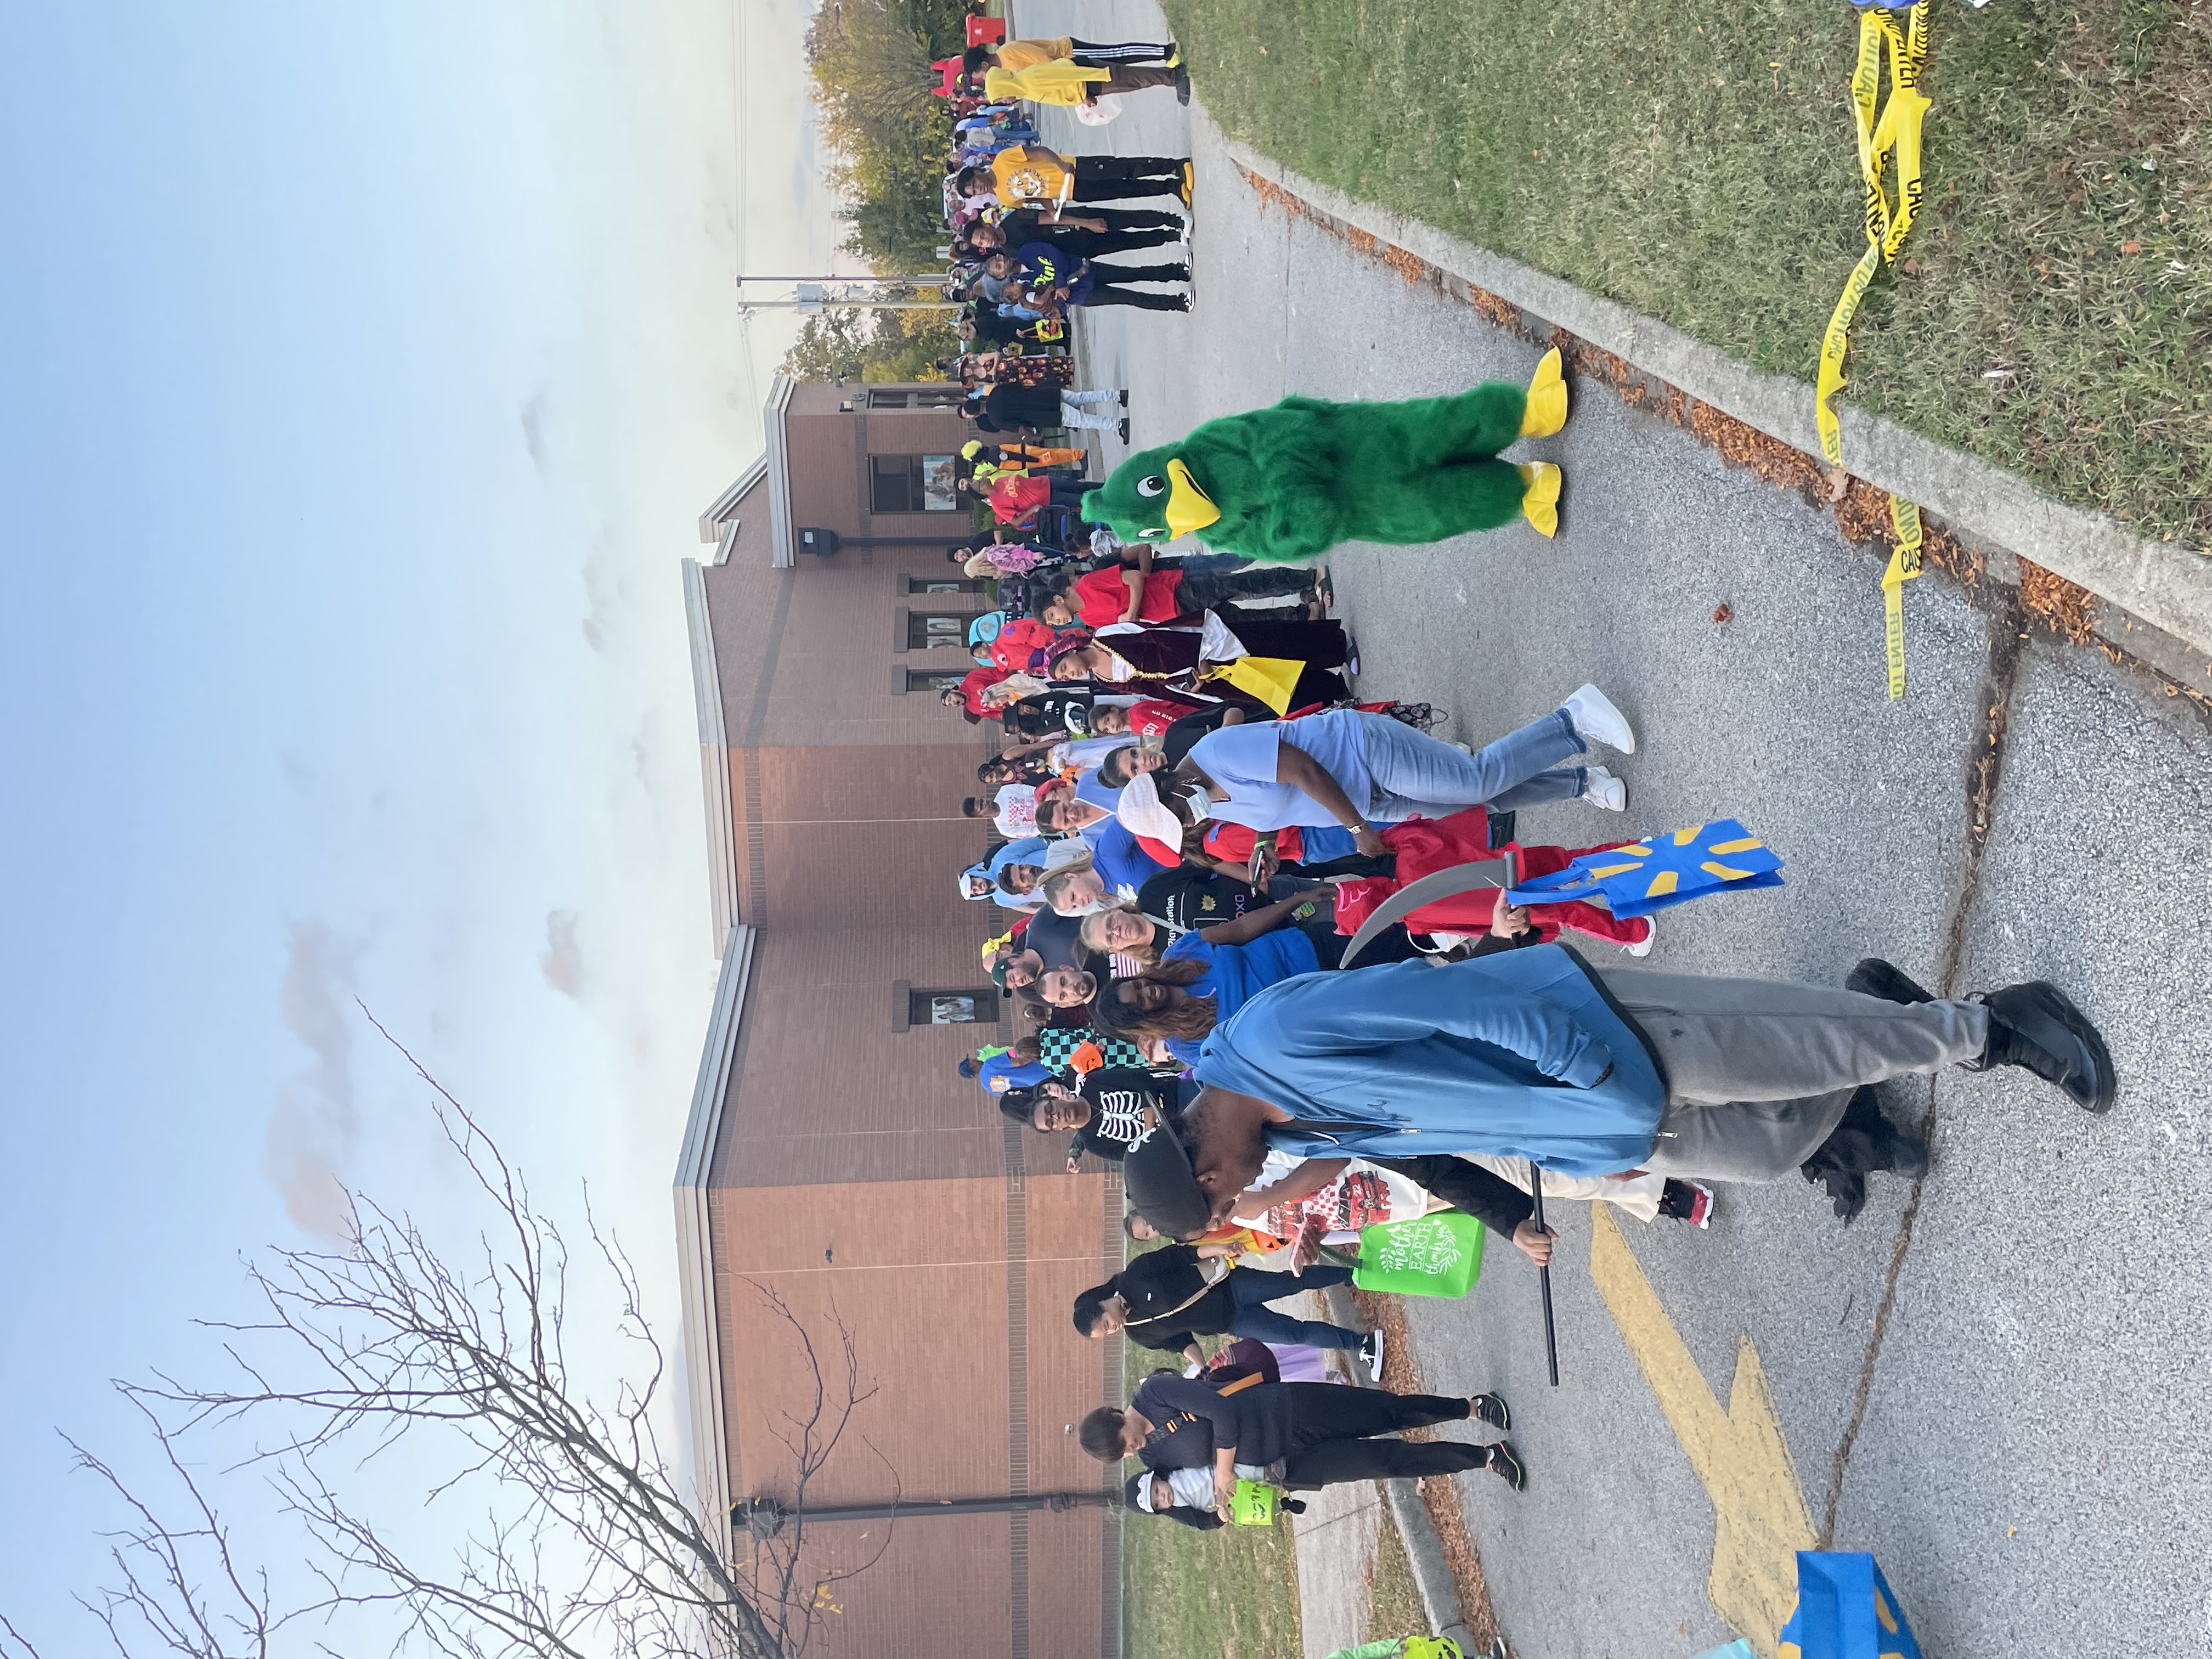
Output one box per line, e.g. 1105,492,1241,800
1091,821,1173,898
1186,710,1374,831
977,1051,1056,1096
1289,824,1361,864
988,836,1051,909
1159,926,1321,1066
1075,768,1123,812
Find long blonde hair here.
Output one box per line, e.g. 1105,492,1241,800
1077,904,1162,967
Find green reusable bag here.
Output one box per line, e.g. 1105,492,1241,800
1348,1211,1487,1299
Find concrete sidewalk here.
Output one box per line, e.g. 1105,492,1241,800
1017,4,2212,1655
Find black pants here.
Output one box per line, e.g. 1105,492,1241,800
1070,37,1176,64
1088,258,1189,284
1085,207,1186,234
1080,285,1188,311
1177,567,1313,611
1302,910,1425,970
1072,155,1188,204
1058,228,1182,258
1077,155,1187,180
1279,1386,1486,1488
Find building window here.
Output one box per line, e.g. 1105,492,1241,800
870,453,958,514
904,609,972,651
894,667,970,695
869,387,966,410
891,979,1002,1032
904,575,986,595
912,988,994,1025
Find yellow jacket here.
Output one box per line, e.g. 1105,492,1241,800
993,36,1073,71
983,60,1108,106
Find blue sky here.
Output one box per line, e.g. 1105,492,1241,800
0,2,837,1641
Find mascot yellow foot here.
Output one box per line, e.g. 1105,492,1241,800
1517,461,1562,538
1519,347,1568,438
1179,161,1194,206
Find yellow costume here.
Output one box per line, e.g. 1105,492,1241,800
986,145,1075,206
992,37,1074,70
983,60,1109,106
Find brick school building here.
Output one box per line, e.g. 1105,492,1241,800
672,377,1122,1659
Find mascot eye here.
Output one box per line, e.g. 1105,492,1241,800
1141,526,1166,539
1133,475,1167,500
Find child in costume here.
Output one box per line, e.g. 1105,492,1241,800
1083,350,1572,557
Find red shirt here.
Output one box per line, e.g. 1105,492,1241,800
988,616,1060,673
987,474,1051,524
1200,822,1309,864
1124,697,1188,736
960,665,1011,719
1071,564,1185,625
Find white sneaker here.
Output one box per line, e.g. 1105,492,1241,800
1623,912,1655,956
1583,765,1627,811
1561,684,1636,753
1359,1328,1385,1383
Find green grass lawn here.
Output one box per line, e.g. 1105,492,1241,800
1166,0,2212,544
1121,1488,1306,1659
1119,1328,1305,1659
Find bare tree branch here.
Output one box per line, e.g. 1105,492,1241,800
13,1011,888,1659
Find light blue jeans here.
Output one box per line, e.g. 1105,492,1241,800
1353,708,1587,821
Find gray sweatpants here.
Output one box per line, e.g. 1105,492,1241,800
1595,969,1989,1181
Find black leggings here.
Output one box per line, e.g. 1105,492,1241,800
1279,1386,1485,1488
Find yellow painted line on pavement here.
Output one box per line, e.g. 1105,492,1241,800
1589,1206,1818,1659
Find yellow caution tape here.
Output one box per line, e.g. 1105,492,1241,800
1816,2,1932,700
1881,496,1923,701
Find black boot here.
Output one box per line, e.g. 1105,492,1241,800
1846,957,1934,1005
1800,1087,1928,1222
1970,981,2117,1113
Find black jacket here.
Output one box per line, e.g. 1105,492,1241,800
1130,1374,1297,1472
1114,1244,1226,1353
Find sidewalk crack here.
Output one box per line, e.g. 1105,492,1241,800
1820,586,2028,1543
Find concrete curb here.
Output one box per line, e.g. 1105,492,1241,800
1216,134,2212,668
1320,1282,1485,1655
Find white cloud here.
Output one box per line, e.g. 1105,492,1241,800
541,910,584,999
265,921,362,1243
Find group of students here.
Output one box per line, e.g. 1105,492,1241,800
929,25,2121,1536
948,656,2118,1528
934,32,1200,449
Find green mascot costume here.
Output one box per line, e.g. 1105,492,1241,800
1081,349,1570,565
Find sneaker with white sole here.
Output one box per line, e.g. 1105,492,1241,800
1658,1178,1714,1228
1561,684,1636,753
1485,1440,1527,1491
1358,1329,1385,1382
1582,765,1627,811
1623,913,1656,957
